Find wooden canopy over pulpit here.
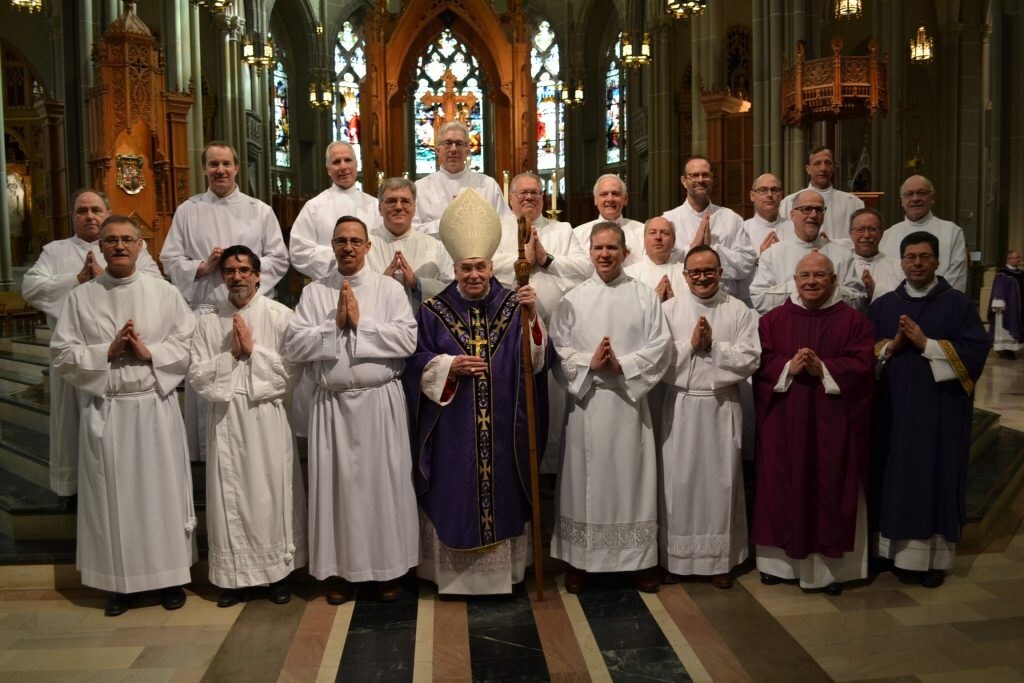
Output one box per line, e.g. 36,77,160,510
85,0,192,261
360,0,534,195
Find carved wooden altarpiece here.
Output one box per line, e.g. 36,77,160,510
85,1,192,261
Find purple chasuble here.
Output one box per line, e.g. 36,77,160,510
752,299,875,559
868,277,990,542
404,278,546,551
989,267,1023,341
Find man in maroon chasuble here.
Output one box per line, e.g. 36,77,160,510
752,251,875,595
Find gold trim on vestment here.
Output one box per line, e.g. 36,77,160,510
874,338,893,358
937,338,974,395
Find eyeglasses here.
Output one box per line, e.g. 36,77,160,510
331,237,367,247
792,205,827,215
382,197,414,207
102,236,138,246
686,172,712,180
901,189,933,199
795,271,832,279
223,267,255,276
901,253,936,263
752,187,783,195
850,226,881,235
514,189,542,198
685,268,719,279
437,139,468,149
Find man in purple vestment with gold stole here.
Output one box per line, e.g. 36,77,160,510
753,251,875,595
869,231,990,588
404,190,547,596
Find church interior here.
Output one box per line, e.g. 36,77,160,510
2,0,1024,680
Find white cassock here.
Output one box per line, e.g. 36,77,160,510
50,272,196,593
22,236,161,495
493,214,591,473
574,217,645,267
749,237,866,314
660,288,760,576
365,226,454,307
662,201,756,298
780,184,862,247
852,251,901,303
188,295,308,589
285,268,419,582
413,169,513,235
289,184,381,281
736,214,791,306
880,212,968,292
161,188,290,461
624,256,688,297
549,273,671,571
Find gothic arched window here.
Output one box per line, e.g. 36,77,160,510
412,29,485,176
532,20,563,172
334,20,366,162
605,37,625,166
272,51,290,167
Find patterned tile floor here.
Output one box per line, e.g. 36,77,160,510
0,355,1021,682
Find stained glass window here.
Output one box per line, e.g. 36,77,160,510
532,20,563,172
605,37,625,165
412,29,485,176
272,51,290,167
334,20,366,163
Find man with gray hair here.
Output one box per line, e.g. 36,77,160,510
413,121,512,235
290,141,380,281
366,176,453,307
624,217,687,303
574,174,644,266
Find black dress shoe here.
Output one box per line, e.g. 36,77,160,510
920,569,945,588
760,572,782,585
217,588,247,608
160,586,187,611
104,592,132,617
823,583,843,596
268,580,291,605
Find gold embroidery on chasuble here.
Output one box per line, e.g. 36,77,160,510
937,339,975,396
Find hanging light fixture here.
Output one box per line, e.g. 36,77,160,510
667,0,707,20
909,24,934,63
191,0,231,12
309,70,333,109
560,79,584,106
621,32,651,68
833,0,863,20
10,0,43,13
242,32,275,69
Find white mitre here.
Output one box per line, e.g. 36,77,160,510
439,189,502,261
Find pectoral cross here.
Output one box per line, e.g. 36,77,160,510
468,337,488,357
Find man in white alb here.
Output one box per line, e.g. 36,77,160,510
51,215,196,617
549,223,671,594
779,146,863,246
413,121,512,235
289,141,380,281
365,176,453,308
574,174,644,266
736,173,789,304
23,188,160,497
161,141,289,460
849,208,900,303
286,216,419,605
879,175,968,292
750,189,865,314
188,245,307,608
625,217,688,303
662,156,756,298
660,245,760,589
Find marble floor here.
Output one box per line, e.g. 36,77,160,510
0,354,1022,682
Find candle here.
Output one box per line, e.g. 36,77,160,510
502,170,510,202
376,170,384,186
551,171,559,212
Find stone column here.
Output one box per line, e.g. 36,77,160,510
187,3,205,192
0,65,12,288
1003,6,1024,252
647,12,677,215
783,0,808,192
953,22,985,254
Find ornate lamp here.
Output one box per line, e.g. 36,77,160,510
10,0,43,12
309,71,333,109
621,32,651,69
242,32,275,69
667,0,707,19
909,24,934,63
834,0,863,20
560,79,584,106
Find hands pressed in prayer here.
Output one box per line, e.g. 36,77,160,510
530,227,549,266
108,320,152,362
450,355,488,378
759,232,779,254
655,275,674,302
77,251,103,284
336,281,360,330
231,313,253,360
590,336,623,374
690,212,712,249
516,283,538,322
196,247,223,278
862,269,875,299
897,314,927,350
788,347,822,377
690,315,712,352
384,251,417,289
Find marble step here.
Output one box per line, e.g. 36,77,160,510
10,336,49,361
0,471,74,541
970,408,1001,461
0,368,45,395
0,351,48,384
0,420,50,488
962,425,1024,548
0,385,49,434
34,326,52,344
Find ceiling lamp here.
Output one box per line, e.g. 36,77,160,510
834,0,862,20
621,32,651,69
193,0,231,12
10,0,43,13
909,24,934,63
560,79,583,106
667,0,707,19
242,32,275,69
309,71,333,109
